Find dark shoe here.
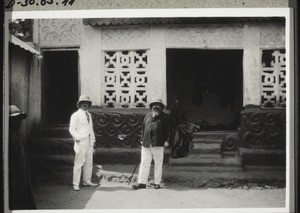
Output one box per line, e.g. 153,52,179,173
132,184,146,190
154,184,161,189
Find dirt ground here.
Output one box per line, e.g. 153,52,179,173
28,164,289,212
33,181,286,210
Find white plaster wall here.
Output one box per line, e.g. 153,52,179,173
78,21,284,108
148,26,167,105
80,24,102,106
243,23,261,106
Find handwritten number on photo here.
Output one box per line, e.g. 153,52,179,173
5,0,15,8
20,0,29,6
62,0,75,6
6,0,75,8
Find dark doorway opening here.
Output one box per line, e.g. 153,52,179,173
167,49,243,130
42,50,78,126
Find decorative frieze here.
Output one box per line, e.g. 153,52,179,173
90,109,147,148
39,19,81,46
166,25,244,48
102,27,150,48
238,107,286,150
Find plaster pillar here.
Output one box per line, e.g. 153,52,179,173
243,23,261,106
148,26,167,105
80,25,102,106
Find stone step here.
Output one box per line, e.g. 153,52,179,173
177,154,223,159
166,165,243,172
163,169,286,188
244,165,286,171
190,143,221,154
168,154,242,167
29,137,74,155
37,126,71,138
192,131,237,141
193,138,223,143
220,151,239,157
28,147,171,165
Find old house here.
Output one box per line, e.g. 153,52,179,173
9,35,42,141
13,16,287,172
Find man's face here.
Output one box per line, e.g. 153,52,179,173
151,103,163,117
79,101,90,111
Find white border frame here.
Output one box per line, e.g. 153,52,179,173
3,8,294,213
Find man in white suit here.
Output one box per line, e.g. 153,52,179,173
69,95,98,191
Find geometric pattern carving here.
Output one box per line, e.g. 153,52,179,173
237,107,286,150
39,19,81,45
261,50,286,107
166,25,244,48
104,50,148,108
221,134,238,151
102,28,149,48
90,109,147,148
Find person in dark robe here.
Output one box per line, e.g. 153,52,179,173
170,99,199,158
9,105,36,210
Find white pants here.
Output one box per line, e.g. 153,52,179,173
73,138,94,186
138,146,164,185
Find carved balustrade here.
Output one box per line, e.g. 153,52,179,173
89,107,150,148
238,106,286,150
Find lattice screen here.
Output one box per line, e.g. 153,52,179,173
103,50,148,108
261,50,286,108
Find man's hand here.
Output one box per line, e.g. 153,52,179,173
164,141,169,148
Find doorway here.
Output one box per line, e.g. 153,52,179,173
167,49,243,130
42,50,79,126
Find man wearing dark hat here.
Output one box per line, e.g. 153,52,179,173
132,98,171,190
9,105,36,209
69,95,98,191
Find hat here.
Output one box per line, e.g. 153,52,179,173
9,105,26,117
77,95,92,108
149,98,164,109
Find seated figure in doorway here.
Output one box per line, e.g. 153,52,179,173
170,99,199,159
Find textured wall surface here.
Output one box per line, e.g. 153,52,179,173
38,19,82,47
90,107,150,147
238,107,286,150
77,21,285,107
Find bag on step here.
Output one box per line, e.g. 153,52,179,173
171,123,199,158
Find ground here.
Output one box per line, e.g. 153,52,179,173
30,164,288,212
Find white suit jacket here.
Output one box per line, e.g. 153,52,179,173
69,109,96,144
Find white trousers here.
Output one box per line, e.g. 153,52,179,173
73,138,94,186
138,146,164,185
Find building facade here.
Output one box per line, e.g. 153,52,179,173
24,17,286,165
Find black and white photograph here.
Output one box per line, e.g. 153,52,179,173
2,5,295,213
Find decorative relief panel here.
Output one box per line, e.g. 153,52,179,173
166,25,244,47
238,107,286,150
104,50,148,108
39,19,81,45
261,50,286,108
102,27,149,48
260,23,285,47
90,109,146,148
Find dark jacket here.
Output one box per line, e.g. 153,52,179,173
9,116,36,210
140,112,171,147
